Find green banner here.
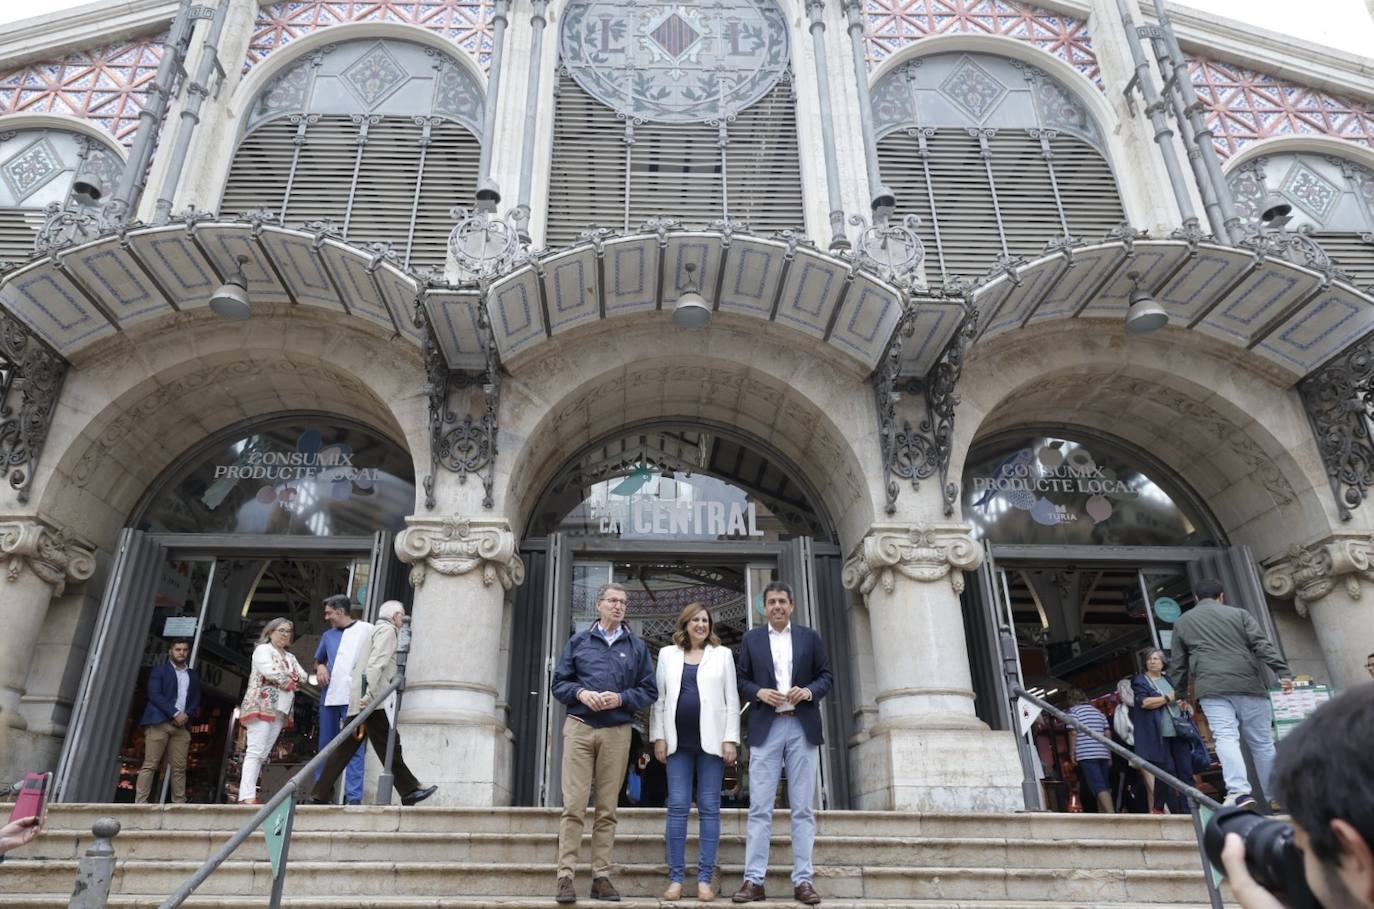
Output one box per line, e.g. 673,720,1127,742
264,799,293,880
1198,805,1224,889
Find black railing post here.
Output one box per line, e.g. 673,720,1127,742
373,624,411,806
1000,628,1044,810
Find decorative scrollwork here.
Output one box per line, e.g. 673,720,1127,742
874,300,978,517
417,290,501,511
1238,223,1347,280
847,213,926,290
448,206,521,278
1298,333,1374,521
0,312,68,503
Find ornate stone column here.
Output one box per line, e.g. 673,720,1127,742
394,516,525,805
0,519,95,731
841,522,1023,811
1263,533,1374,689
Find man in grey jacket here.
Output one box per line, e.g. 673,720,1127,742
1167,578,1293,808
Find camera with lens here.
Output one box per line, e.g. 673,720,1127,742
1204,805,1322,908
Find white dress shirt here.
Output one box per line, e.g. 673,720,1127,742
768,623,793,713
173,665,190,714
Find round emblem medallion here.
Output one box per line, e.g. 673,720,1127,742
559,0,791,123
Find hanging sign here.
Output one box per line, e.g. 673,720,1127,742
1153,596,1182,623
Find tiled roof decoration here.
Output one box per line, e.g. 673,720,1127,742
863,0,1100,87
1192,58,1374,159
246,1,496,73
0,35,165,146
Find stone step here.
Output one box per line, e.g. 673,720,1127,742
0,899,1217,909
13,829,1205,871
0,859,1213,903
31,805,1203,841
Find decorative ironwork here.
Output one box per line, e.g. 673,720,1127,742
874,298,977,516
448,206,521,277
0,312,68,503
1299,334,1374,521
847,213,926,290
416,290,501,510
1238,223,1346,280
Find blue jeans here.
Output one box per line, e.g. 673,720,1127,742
1200,695,1275,800
744,715,817,886
317,703,365,802
665,748,724,884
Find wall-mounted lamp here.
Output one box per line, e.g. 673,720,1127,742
671,262,711,329
1124,271,1168,336
209,255,251,321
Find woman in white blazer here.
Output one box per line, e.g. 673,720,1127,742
650,602,740,902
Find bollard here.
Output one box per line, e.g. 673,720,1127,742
67,817,120,909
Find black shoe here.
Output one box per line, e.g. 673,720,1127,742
345,799,362,806
307,796,329,805
1236,794,1257,809
401,784,438,806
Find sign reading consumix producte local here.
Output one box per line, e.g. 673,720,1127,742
970,441,1139,527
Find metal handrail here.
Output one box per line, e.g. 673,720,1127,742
156,640,409,909
1012,684,1226,908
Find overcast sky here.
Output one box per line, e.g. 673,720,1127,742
1,0,1371,61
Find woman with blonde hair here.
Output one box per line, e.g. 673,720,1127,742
236,617,310,805
650,602,740,902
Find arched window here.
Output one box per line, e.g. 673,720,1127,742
0,126,123,261
872,52,1124,284
545,0,803,247
219,38,484,271
1227,150,1374,290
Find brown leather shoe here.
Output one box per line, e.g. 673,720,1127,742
555,876,576,904
794,881,821,905
731,880,765,903
590,877,621,901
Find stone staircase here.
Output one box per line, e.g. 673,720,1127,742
0,805,1220,908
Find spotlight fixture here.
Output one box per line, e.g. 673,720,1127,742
209,255,252,321
1260,203,1293,229
1124,271,1168,336
671,262,711,329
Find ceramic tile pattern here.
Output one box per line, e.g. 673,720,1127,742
0,35,166,145
245,0,495,73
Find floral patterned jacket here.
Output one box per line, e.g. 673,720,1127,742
240,642,310,725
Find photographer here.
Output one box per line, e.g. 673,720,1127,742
1220,683,1374,909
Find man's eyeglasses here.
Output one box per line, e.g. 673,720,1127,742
601,598,628,606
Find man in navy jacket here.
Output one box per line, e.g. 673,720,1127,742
732,582,832,906
551,582,656,904
135,638,201,803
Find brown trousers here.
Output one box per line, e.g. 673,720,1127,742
136,721,191,803
310,710,420,803
556,717,632,880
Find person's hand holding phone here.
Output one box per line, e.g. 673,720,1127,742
0,816,42,855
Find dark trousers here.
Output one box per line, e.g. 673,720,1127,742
310,711,419,802
1152,735,1196,813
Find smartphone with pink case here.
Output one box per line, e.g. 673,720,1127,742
8,772,51,824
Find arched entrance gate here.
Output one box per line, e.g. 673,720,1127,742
507,421,856,808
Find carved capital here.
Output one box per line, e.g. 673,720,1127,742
1263,533,1374,618
394,516,525,591
0,518,96,597
842,523,983,597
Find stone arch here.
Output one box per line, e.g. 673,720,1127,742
495,316,880,548
0,112,127,160
29,306,428,558
953,320,1338,560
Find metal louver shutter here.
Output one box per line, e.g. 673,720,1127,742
879,128,1125,284
547,73,631,247
278,115,361,233
219,118,298,220
1314,232,1374,291
346,118,426,256
722,81,804,236
0,210,43,263
409,121,481,272
546,73,805,246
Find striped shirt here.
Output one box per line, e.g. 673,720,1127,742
1068,703,1111,761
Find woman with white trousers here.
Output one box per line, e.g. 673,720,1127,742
651,603,740,902
236,617,310,804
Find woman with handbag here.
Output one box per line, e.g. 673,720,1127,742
1130,648,1195,814
236,617,310,805
650,603,740,902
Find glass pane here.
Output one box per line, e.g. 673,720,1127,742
569,562,612,635
137,420,415,537
963,434,1214,546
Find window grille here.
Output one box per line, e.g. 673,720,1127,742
871,52,1124,284
217,39,484,272
544,72,805,248
1227,151,1374,292
0,128,124,263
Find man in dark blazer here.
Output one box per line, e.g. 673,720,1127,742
731,582,832,905
135,638,201,803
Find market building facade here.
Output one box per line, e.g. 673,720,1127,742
1,0,1373,811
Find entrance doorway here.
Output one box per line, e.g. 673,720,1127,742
509,424,853,809
54,415,416,803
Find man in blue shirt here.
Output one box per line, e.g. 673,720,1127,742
313,595,371,804
551,583,656,903
135,638,201,803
